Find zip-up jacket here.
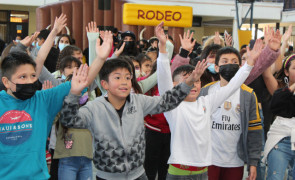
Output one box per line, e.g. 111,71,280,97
59,82,192,180
199,82,263,167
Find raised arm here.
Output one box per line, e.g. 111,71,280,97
244,28,281,85
262,67,278,95
156,22,173,95
170,30,196,73
35,14,67,78
87,30,113,86
271,25,293,74
60,64,93,129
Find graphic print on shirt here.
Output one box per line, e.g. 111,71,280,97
0,110,33,145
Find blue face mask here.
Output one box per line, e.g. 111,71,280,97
207,63,216,74
32,41,36,47
36,42,41,50
59,43,68,51
61,74,67,80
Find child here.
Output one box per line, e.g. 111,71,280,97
137,53,152,78
0,51,89,179
262,54,295,180
199,46,263,180
155,22,259,180
59,58,201,179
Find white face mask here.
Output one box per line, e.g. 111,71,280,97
141,71,146,77
59,43,69,51
135,69,141,78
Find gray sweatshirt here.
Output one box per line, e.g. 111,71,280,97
60,82,192,180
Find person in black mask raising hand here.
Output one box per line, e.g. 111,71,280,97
117,31,139,57
199,41,264,180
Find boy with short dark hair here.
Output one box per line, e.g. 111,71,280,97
155,22,260,180
199,45,263,180
0,50,89,179
59,56,202,179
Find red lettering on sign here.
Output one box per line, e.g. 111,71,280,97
138,10,145,19
165,11,172,21
156,11,164,20
146,10,155,20
173,12,182,21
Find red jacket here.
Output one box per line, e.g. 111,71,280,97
137,77,170,133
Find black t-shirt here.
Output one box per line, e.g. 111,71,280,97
248,75,274,138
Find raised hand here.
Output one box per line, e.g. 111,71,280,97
155,22,166,53
52,14,67,34
246,39,263,66
114,42,125,57
224,33,233,47
70,64,89,95
268,29,282,51
282,25,292,43
214,31,221,45
263,26,271,46
179,29,195,51
42,80,53,90
86,21,99,33
155,22,166,44
185,59,208,86
96,30,113,61
20,32,39,47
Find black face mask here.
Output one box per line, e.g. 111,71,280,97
11,80,42,100
139,44,145,49
124,41,134,51
219,64,240,82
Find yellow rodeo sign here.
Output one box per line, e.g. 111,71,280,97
123,3,193,27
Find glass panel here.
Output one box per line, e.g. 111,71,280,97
0,11,8,22
0,24,7,42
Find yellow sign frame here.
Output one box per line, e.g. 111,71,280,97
123,3,193,27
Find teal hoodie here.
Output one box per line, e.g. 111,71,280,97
0,82,70,179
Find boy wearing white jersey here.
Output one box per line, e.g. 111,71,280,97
155,22,261,180
199,46,263,180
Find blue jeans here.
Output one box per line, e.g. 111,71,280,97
58,156,92,180
267,137,295,180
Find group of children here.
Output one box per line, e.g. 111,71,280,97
0,13,295,180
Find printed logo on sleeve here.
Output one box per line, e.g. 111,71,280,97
0,110,33,145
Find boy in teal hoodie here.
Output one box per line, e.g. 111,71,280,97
0,50,90,179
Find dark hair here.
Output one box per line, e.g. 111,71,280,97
168,35,174,42
37,29,50,40
59,56,82,72
132,55,141,67
240,44,247,50
120,56,143,94
240,49,247,57
145,62,158,96
136,53,152,67
99,59,132,82
1,51,36,80
276,54,295,87
172,65,195,82
57,34,73,46
215,46,241,65
113,27,118,34
190,56,201,67
56,45,82,70
200,44,222,61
